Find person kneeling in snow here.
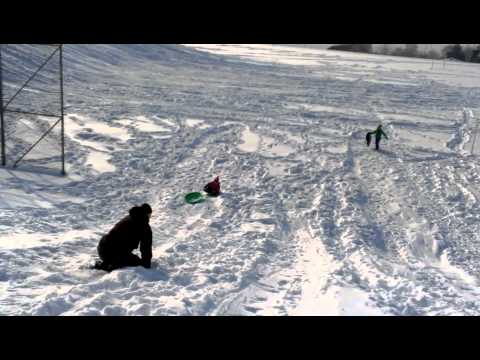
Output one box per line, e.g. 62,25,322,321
204,176,221,197
94,203,153,272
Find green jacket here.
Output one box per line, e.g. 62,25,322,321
371,127,388,141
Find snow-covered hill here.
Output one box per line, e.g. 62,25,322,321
1,44,480,315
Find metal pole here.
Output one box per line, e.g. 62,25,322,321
4,109,59,118
430,44,434,70
3,46,60,111
13,117,62,168
59,45,65,175
471,116,479,155
0,45,5,166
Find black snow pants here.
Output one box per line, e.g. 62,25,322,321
97,238,142,271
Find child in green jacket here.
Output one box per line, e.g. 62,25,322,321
368,125,388,151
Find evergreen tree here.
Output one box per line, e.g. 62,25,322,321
443,44,466,61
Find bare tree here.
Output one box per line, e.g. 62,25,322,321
472,45,480,63
353,44,373,53
404,44,419,57
328,44,373,54
380,44,391,55
426,49,441,60
463,45,478,62
391,47,405,56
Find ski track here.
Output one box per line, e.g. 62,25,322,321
1,44,480,315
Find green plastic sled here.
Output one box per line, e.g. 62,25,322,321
185,192,206,204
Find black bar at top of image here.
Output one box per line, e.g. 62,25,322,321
0,8,479,44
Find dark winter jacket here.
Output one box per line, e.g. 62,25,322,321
371,126,388,141
204,177,221,197
98,206,152,268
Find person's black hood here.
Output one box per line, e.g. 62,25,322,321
129,206,150,223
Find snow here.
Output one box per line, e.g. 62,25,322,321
117,116,172,133
185,119,210,129
1,44,480,316
0,230,93,250
67,114,131,142
238,127,260,152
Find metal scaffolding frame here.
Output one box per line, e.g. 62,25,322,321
0,44,65,175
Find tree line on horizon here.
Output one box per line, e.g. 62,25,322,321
328,44,480,63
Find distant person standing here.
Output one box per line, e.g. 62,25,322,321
369,125,389,151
